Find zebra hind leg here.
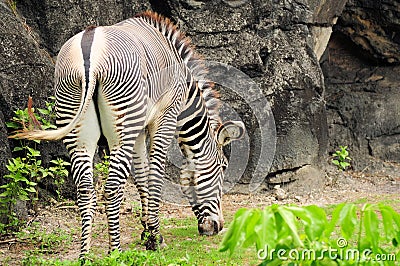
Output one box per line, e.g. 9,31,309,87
104,146,133,253
69,151,98,261
66,101,101,260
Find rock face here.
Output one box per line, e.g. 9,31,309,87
17,0,152,57
0,2,54,181
2,0,397,200
334,0,400,64
323,0,400,169
165,0,347,191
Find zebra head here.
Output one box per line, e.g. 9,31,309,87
187,120,245,236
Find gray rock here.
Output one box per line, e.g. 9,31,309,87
0,2,55,175
164,0,337,192
323,0,400,169
335,0,400,64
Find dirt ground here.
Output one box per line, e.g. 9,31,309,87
0,168,399,265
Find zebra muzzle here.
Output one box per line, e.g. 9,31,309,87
198,217,224,236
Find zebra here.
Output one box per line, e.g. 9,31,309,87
10,11,245,258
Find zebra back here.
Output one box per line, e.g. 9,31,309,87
136,11,222,131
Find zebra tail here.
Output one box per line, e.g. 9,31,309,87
9,80,95,141
8,100,81,141
9,27,99,142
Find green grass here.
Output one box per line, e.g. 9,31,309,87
17,215,259,266
16,222,73,254
8,198,400,265
159,224,259,265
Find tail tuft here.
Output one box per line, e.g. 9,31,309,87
9,96,66,141
9,129,48,140
27,96,43,130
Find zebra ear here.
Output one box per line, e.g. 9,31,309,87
216,121,245,146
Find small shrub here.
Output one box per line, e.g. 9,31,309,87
1,97,69,232
0,157,37,232
332,145,352,171
17,222,73,253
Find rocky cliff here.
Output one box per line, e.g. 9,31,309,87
323,0,400,170
1,0,398,197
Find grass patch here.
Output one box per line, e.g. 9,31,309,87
18,214,260,265
10,198,400,265
16,222,73,255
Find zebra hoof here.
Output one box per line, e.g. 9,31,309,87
140,230,149,241
79,256,87,266
144,234,165,250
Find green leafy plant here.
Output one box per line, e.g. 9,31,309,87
94,152,110,178
332,145,352,170
36,96,57,130
1,97,69,232
21,249,162,266
0,157,37,232
6,97,57,132
220,203,400,265
49,158,70,200
17,222,73,254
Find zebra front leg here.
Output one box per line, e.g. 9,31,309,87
145,121,178,250
132,131,150,241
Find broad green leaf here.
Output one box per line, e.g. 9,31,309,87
393,232,399,247
242,209,261,248
27,146,41,157
379,204,396,240
0,191,10,197
61,169,69,176
18,194,30,201
391,208,400,228
25,186,36,193
325,203,345,238
37,108,50,115
362,207,379,252
254,206,277,250
304,205,328,240
277,206,303,247
26,181,37,187
12,173,29,182
340,162,350,169
338,204,357,240
12,146,24,152
332,160,340,166
219,208,255,254
284,205,318,240
5,121,21,129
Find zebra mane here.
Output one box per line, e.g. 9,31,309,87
136,11,222,130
